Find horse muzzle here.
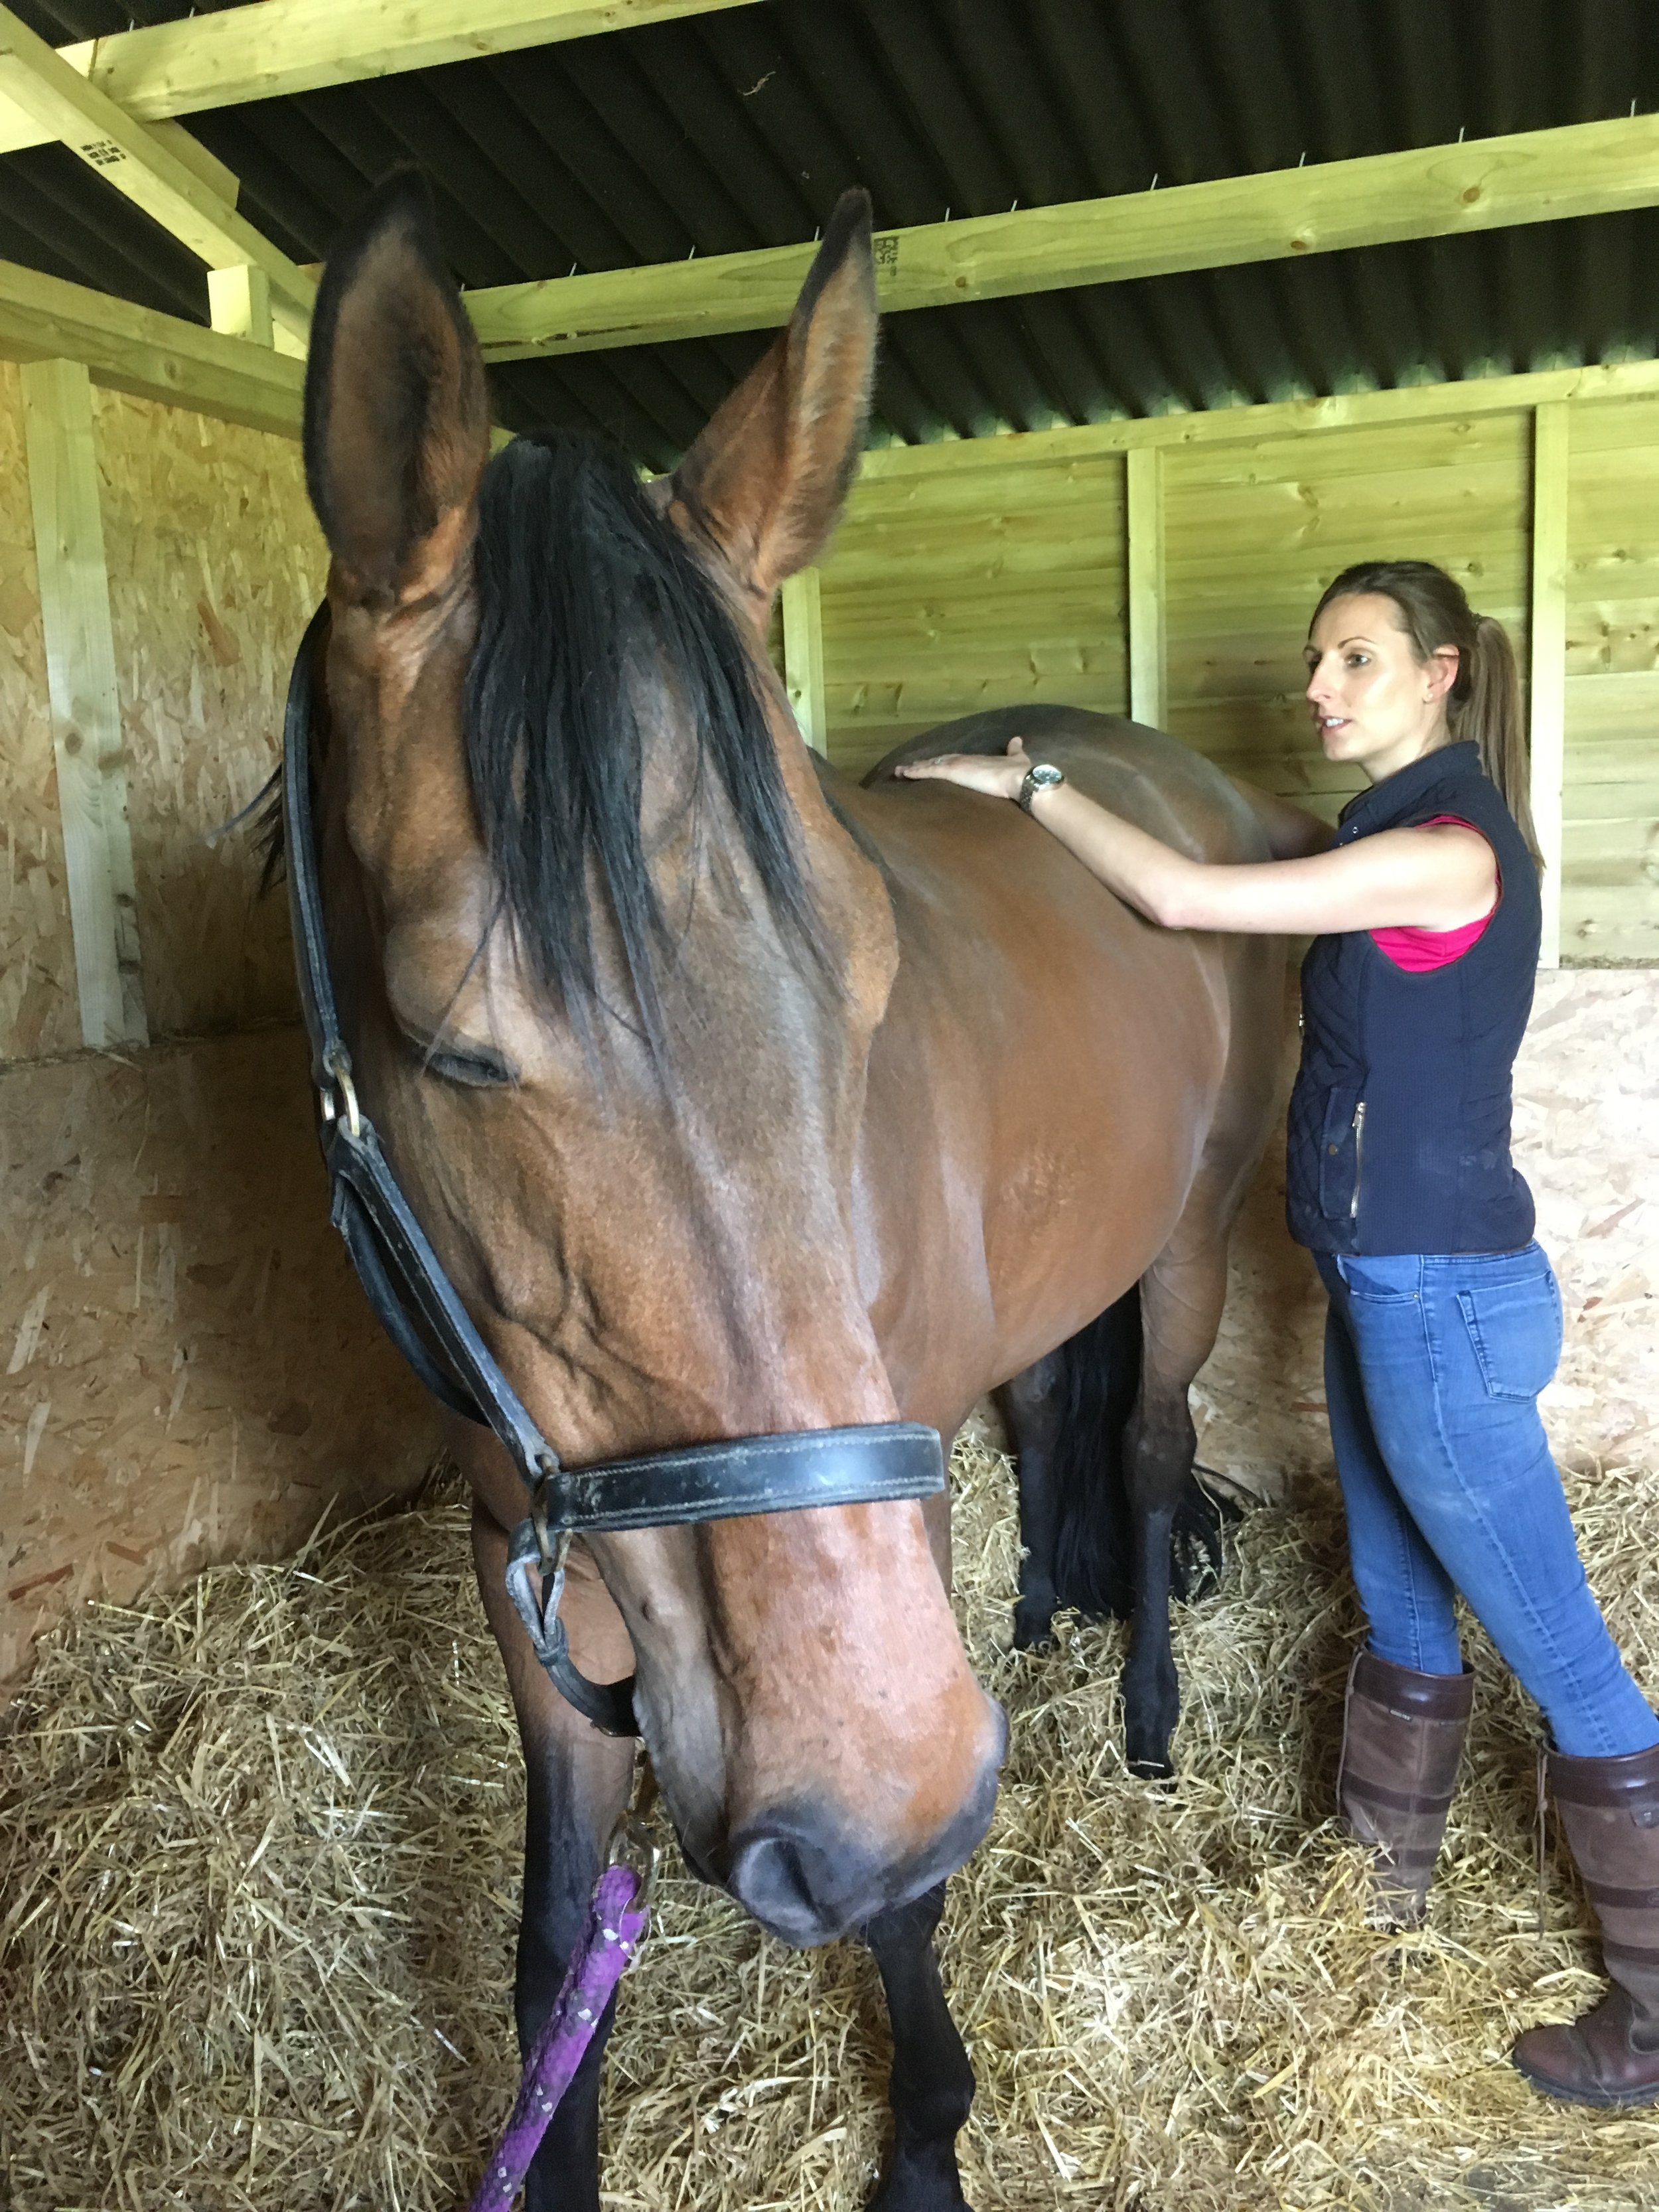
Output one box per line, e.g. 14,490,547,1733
711,1702,1007,1947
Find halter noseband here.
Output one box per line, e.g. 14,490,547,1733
280,608,944,1737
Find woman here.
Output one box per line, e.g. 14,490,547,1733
897,559,1659,2108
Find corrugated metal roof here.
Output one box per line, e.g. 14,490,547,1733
7,0,1659,465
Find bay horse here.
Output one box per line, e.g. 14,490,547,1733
295,172,1281,2209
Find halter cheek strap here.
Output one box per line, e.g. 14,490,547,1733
280,607,946,1737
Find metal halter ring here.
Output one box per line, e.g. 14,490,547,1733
319,1047,362,1141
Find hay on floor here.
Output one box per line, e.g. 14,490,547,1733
5,1443,1659,2211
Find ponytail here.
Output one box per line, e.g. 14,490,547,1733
1310,559,1543,872
1462,615,1541,867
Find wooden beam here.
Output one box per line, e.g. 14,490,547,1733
782,568,826,755
1126,448,1163,729
467,115,1659,362
21,358,148,1049
0,255,305,438
855,355,1659,482
0,0,763,152
0,3,315,349
208,264,274,348
1529,401,1569,969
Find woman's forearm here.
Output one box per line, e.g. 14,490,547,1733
893,737,1497,934
1025,780,1205,925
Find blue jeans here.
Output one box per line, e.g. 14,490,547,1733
1317,1244,1658,1759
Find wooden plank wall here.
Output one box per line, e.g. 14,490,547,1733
1161,413,1531,817
1563,395,1659,964
816,403,1652,967
818,447,1129,779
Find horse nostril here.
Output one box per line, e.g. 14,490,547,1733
724,1826,847,1948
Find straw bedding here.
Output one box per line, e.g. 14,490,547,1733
5,1441,1659,2211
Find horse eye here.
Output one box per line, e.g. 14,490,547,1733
411,1035,516,1088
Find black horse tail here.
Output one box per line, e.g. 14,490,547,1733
1048,1286,1230,1621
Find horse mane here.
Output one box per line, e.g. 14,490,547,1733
255,426,825,1049
465,428,822,1049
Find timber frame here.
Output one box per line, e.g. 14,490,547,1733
5,16,1659,1008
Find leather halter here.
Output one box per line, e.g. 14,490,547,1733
280,607,945,1737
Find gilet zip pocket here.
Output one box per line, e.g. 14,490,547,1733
1350,1100,1367,1221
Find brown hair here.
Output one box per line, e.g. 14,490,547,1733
1310,558,1542,868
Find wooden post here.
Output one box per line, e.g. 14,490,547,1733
21,356,147,1047
1529,401,1569,968
208,261,273,346
782,566,827,755
1127,445,1165,728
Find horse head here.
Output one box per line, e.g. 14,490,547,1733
298,172,1003,1945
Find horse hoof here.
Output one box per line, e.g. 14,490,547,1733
866,2150,972,2212
1128,1754,1177,1787
1011,1602,1056,1652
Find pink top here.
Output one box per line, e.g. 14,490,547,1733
1370,816,1500,974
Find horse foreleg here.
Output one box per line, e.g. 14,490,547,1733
996,1351,1065,1649
1119,1237,1230,1780
863,1880,974,2212
472,1503,637,2212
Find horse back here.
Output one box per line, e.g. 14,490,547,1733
863,705,1272,867
831,707,1285,1428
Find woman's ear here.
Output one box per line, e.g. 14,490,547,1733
1426,644,1461,704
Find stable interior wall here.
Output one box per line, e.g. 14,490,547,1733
1,365,439,1693
818,392,1656,965
820,444,1129,777
811,392,1658,1483
1563,394,1659,962
1160,412,1531,819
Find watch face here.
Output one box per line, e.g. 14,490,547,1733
1031,763,1063,787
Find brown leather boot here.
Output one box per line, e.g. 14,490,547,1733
1513,1741,1659,2106
1337,1651,1474,1926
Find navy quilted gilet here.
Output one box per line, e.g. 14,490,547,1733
1285,740,1540,1256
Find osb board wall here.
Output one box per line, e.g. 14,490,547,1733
1563,393,1659,964
95,388,324,1040
1162,411,1532,821
820,449,1128,778
1194,969,1659,1499
0,362,80,1062
0,1026,441,1692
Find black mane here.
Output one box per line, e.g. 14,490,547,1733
465,428,821,1047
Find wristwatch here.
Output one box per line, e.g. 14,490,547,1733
1017,761,1065,813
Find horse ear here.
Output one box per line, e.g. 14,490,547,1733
303,168,491,609
674,189,877,601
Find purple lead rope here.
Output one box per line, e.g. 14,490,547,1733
467,1861,651,2212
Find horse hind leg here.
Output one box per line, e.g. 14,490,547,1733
999,1291,1141,1651
997,1345,1066,1649
1119,1233,1233,1779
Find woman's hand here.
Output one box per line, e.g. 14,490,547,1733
895,734,1031,800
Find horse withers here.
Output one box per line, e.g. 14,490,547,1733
294,170,1280,2210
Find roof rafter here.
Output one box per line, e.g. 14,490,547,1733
465,113,1659,360
0,1,315,350
0,0,763,153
